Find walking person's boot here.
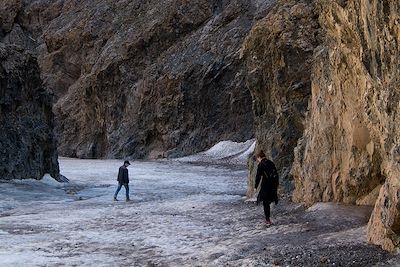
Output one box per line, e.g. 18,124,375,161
113,197,118,201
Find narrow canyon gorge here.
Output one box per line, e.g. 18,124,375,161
1,0,400,255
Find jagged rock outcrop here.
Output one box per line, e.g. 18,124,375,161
292,0,397,207
244,0,400,252
0,43,59,180
1,0,275,159
241,0,319,190
291,0,400,252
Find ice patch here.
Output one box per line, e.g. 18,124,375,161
41,174,65,187
175,139,256,165
306,202,373,225
244,197,257,203
306,202,340,212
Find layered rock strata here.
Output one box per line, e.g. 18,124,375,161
0,43,59,180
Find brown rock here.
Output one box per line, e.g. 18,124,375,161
2,0,399,253
290,0,399,252
292,0,393,206
241,0,319,192
244,0,400,251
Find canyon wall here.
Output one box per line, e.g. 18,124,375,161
2,0,400,252
0,43,59,180
292,0,400,252
244,0,400,252
1,0,275,159
242,0,319,189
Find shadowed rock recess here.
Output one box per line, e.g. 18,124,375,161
0,43,59,180
243,0,400,252
0,0,277,159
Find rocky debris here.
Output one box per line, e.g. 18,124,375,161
249,203,394,266
0,0,276,159
0,43,59,180
244,0,400,252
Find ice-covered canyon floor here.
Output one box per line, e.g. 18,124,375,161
0,157,399,266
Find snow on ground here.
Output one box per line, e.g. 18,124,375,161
174,139,255,165
0,158,398,266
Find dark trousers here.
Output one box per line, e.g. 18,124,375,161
263,201,270,220
114,183,129,199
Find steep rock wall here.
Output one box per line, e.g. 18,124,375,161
1,0,275,159
241,0,319,190
0,43,59,180
291,0,400,252
244,0,400,252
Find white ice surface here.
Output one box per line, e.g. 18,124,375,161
174,139,256,165
0,158,253,266
0,157,393,266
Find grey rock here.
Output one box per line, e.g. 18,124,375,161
0,43,59,180
1,0,276,159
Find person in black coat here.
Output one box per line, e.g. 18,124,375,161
254,150,279,225
113,160,131,201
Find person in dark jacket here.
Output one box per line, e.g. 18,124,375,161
254,150,279,225
113,160,131,201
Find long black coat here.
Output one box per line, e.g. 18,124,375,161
255,159,279,204
117,165,129,184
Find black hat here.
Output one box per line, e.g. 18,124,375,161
124,160,131,165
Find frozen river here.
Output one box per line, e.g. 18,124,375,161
0,158,256,266
0,158,398,266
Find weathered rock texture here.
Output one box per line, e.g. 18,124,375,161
1,0,275,159
292,0,400,252
242,0,319,190
0,43,59,180
244,0,400,252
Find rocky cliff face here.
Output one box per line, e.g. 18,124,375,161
2,0,399,252
0,43,59,180
292,0,400,252
244,0,400,252
1,0,275,159
242,0,319,189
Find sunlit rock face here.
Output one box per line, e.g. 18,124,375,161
0,43,59,180
292,0,400,252
241,0,319,189
244,0,400,251
0,0,276,159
